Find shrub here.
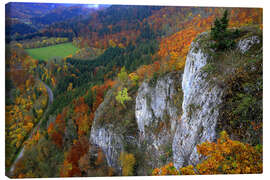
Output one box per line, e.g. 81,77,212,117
116,88,132,106
118,67,129,85
201,63,216,73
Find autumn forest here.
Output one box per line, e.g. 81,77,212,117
5,2,262,178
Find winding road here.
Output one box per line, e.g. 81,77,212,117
42,81,54,104
8,80,53,176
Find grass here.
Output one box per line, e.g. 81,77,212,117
26,42,79,61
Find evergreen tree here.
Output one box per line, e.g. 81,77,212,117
210,10,236,51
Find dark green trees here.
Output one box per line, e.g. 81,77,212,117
210,10,239,51
211,10,229,40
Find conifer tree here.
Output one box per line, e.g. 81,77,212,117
210,10,236,50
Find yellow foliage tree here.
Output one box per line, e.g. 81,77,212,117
129,72,139,86
109,39,117,47
195,131,262,174
67,83,73,91
118,152,136,176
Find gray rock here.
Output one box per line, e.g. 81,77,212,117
90,72,183,174
173,39,223,169
90,126,123,173
89,30,262,174
237,36,260,54
136,73,182,137
89,89,124,173
135,72,183,168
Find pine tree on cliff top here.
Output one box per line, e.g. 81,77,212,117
210,10,236,51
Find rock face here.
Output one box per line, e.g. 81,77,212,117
135,72,183,168
90,29,262,174
91,126,124,171
172,37,224,169
90,88,124,174
237,36,260,54
90,72,183,174
136,72,182,137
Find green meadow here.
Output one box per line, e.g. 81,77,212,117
26,42,79,61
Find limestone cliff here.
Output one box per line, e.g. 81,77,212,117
90,72,183,175
90,27,262,174
172,33,224,168
135,72,183,169
173,29,262,168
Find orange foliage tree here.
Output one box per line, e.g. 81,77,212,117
60,136,89,177
74,97,91,137
152,131,262,175
91,79,116,112
48,111,66,148
157,8,262,71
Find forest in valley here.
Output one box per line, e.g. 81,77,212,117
5,2,262,178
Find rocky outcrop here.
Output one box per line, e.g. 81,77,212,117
135,72,183,168
90,72,183,174
237,35,260,54
90,127,124,171
172,35,224,169
90,28,262,174
136,72,182,137
172,30,262,169
90,88,125,174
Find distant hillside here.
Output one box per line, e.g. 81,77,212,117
5,2,106,39
30,5,93,27
38,6,262,51
5,2,61,19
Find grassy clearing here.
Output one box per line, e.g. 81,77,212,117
26,42,79,61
